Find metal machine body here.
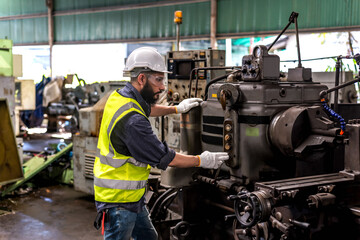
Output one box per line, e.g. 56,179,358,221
149,42,360,239
73,135,97,195
231,122,360,239
204,78,334,182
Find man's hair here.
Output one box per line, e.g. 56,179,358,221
130,70,157,82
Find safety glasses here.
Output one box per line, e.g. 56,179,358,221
146,74,165,87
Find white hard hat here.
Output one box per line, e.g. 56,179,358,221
123,47,171,77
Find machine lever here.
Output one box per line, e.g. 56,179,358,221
224,214,236,221
320,77,360,98
268,12,298,52
289,219,310,229
220,90,231,110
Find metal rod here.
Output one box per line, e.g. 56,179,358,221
268,12,298,52
54,34,211,44
194,69,199,97
268,21,292,52
334,58,341,112
210,0,217,49
46,0,54,78
205,200,235,213
350,207,360,217
326,77,360,94
295,17,302,67
0,13,47,21
55,0,209,16
176,24,180,51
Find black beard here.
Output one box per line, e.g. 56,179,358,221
140,80,157,105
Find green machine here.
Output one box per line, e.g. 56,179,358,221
0,39,13,77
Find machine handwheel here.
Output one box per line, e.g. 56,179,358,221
234,193,261,227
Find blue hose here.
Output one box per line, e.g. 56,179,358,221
321,98,345,135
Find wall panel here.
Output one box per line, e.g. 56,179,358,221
0,0,360,45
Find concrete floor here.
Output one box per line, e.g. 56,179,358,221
0,185,102,240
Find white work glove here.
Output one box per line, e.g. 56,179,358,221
197,151,229,169
175,98,203,113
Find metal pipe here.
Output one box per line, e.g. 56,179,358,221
0,13,47,21
55,0,208,16
188,66,239,98
196,175,216,184
312,128,340,137
350,207,360,217
268,21,292,52
204,73,231,100
195,69,199,97
295,17,302,68
334,58,341,112
269,216,288,233
46,0,54,78
0,0,209,21
176,24,180,51
325,78,360,94
204,200,235,213
268,12,298,52
210,0,217,49
54,35,211,45
204,68,242,100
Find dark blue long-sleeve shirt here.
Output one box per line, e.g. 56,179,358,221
95,82,176,213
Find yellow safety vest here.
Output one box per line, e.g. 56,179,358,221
93,90,151,203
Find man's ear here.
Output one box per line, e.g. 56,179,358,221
137,73,146,87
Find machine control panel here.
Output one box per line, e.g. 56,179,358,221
167,49,225,103
242,45,280,81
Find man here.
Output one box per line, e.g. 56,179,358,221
93,47,229,240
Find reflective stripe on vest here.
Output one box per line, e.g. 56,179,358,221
93,90,151,203
94,176,147,190
106,102,143,136
97,148,148,168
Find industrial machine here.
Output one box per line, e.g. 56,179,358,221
148,12,360,240
70,12,360,240
167,49,226,103
73,81,127,195
45,78,128,133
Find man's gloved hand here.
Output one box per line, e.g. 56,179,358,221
197,151,229,169
175,98,203,113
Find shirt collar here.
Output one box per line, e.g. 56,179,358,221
118,82,151,117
